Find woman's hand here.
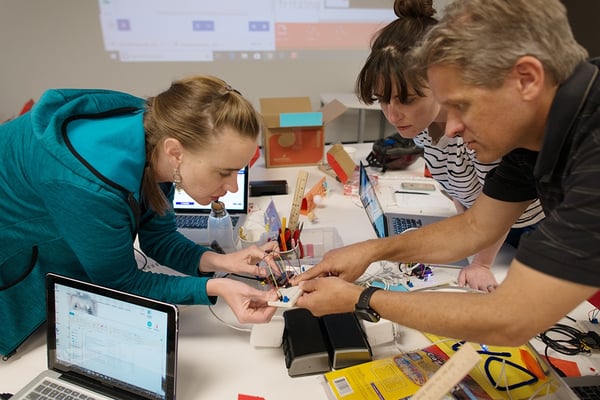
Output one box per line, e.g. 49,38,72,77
207,278,279,324
200,241,280,277
457,261,499,292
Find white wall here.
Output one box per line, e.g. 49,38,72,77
0,0,452,143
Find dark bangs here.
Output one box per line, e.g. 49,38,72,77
356,46,426,105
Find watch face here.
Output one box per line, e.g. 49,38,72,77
355,309,380,323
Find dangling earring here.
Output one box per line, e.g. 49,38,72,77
173,166,182,192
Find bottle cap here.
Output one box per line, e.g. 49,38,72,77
211,200,226,216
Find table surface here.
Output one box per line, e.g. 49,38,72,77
2,144,598,399
320,92,381,110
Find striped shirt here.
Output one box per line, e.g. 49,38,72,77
413,130,545,228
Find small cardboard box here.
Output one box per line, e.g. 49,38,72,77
326,144,356,184
260,97,346,167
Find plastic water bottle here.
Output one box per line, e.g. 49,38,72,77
207,200,237,253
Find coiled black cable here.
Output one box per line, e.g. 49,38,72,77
537,323,591,377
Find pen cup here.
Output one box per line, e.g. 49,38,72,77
279,242,300,261
276,242,302,276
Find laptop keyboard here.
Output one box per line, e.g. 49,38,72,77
391,217,422,234
571,385,600,399
176,215,240,229
26,379,99,400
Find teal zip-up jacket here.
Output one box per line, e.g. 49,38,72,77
0,89,215,358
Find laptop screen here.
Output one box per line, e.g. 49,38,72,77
359,162,388,238
172,166,248,214
46,274,178,400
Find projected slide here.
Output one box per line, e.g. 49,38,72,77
98,0,395,62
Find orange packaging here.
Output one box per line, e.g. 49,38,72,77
260,97,346,167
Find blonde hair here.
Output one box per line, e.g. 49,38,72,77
413,0,588,88
142,75,260,214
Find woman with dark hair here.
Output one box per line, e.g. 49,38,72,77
355,0,544,292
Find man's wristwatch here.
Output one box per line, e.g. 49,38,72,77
354,286,382,322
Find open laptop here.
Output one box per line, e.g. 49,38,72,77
12,273,179,400
174,166,249,244
359,161,448,238
559,292,600,399
359,162,468,267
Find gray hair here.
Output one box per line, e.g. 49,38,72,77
413,0,588,88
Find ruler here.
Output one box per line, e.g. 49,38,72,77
288,170,308,232
411,343,480,400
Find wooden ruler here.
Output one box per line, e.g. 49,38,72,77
411,343,480,400
288,170,308,232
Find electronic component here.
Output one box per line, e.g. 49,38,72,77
359,318,396,346
262,270,295,288
268,286,303,308
249,180,288,196
320,312,372,369
577,320,600,350
409,264,433,280
401,181,436,191
282,308,330,377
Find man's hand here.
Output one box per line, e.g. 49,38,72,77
295,277,363,317
292,241,374,285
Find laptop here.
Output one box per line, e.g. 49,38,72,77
561,376,600,399
12,273,179,400
358,162,468,267
359,162,447,238
174,166,249,244
560,295,600,399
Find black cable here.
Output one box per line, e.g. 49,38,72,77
0,393,13,399
564,314,577,323
537,323,592,377
543,344,567,377
538,323,590,356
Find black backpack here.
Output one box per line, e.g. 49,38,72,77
366,133,423,172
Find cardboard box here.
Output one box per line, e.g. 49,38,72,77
260,97,346,167
326,143,356,184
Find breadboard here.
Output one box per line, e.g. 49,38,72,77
288,170,308,232
268,286,303,308
411,343,480,400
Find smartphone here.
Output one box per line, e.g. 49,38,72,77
401,182,436,191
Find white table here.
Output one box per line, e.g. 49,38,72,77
1,145,596,399
320,92,387,143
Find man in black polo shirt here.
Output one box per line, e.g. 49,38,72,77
294,0,600,346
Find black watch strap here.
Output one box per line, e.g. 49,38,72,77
355,286,382,322
357,286,381,309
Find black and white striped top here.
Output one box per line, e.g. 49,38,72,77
413,130,545,228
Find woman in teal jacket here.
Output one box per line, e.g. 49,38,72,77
0,75,279,358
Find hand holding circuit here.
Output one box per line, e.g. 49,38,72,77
294,276,363,317
207,277,279,324
202,241,281,278
291,241,373,285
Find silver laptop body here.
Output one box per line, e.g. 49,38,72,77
359,162,468,267
12,273,179,400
